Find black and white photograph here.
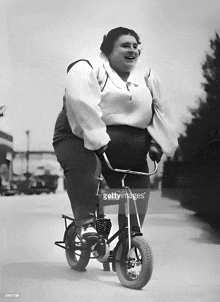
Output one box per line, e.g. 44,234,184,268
1,0,220,301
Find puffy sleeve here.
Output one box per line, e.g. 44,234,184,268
65,61,110,150
145,69,178,157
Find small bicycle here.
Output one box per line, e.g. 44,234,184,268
55,153,158,289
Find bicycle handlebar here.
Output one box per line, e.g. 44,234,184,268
103,153,158,176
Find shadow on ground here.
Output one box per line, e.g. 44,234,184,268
188,214,220,245
2,262,119,287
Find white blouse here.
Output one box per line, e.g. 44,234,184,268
65,53,178,157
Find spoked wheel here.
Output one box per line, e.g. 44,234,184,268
64,222,91,271
115,236,153,289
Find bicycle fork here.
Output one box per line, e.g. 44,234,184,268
122,174,142,256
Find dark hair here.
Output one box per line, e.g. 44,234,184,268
100,27,141,56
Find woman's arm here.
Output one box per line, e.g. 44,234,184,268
65,61,110,151
145,69,178,157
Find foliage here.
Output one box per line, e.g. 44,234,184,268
178,32,220,162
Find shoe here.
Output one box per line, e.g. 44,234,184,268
81,223,98,244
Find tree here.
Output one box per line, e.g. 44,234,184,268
179,32,220,162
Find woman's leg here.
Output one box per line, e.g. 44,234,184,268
101,165,150,230
53,138,101,227
99,125,151,231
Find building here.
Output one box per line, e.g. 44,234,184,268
0,130,13,184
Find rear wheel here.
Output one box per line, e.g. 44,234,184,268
65,222,91,271
115,236,153,289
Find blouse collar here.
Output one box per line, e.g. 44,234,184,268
100,52,138,88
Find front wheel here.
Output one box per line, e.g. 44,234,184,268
115,236,153,289
64,222,91,271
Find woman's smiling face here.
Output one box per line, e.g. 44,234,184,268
107,34,139,80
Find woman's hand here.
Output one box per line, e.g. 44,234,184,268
149,143,163,163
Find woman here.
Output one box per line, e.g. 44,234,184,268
53,27,178,244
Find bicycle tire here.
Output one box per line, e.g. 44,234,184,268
115,236,153,289
64,222,91,271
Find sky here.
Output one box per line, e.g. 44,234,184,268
0,0,220,151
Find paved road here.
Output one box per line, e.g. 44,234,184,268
1,190,220,302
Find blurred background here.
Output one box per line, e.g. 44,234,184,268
0,0,220,226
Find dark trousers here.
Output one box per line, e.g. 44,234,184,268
53,125,151,227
